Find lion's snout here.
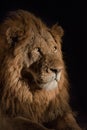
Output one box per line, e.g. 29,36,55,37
50,68,62,81
49,67,62,75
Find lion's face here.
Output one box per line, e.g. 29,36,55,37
21,30,63,91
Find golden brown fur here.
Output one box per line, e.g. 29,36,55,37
0,10,81,130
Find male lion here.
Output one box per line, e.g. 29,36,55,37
0,10,81,130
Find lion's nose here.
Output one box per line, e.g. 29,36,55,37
50,68,62,74
50,68,62,81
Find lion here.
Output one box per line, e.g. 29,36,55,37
0,10,81,130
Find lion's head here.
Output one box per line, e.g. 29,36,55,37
0,10,69,122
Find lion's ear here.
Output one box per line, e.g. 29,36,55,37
51,24,64,38
6,27,24,46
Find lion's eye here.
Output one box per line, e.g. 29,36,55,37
53,46,57,52
35,48,41,53
35,47,43,55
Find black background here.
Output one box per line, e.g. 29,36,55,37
0,0,87,122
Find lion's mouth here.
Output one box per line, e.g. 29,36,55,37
21,68,61,91
36,80,58,90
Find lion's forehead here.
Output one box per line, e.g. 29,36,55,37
29,32,58,53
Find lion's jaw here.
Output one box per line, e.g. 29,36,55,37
31,69,62,91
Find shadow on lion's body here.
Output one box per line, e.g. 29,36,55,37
0,10,81,130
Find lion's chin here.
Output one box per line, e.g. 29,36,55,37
37,80,58,91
